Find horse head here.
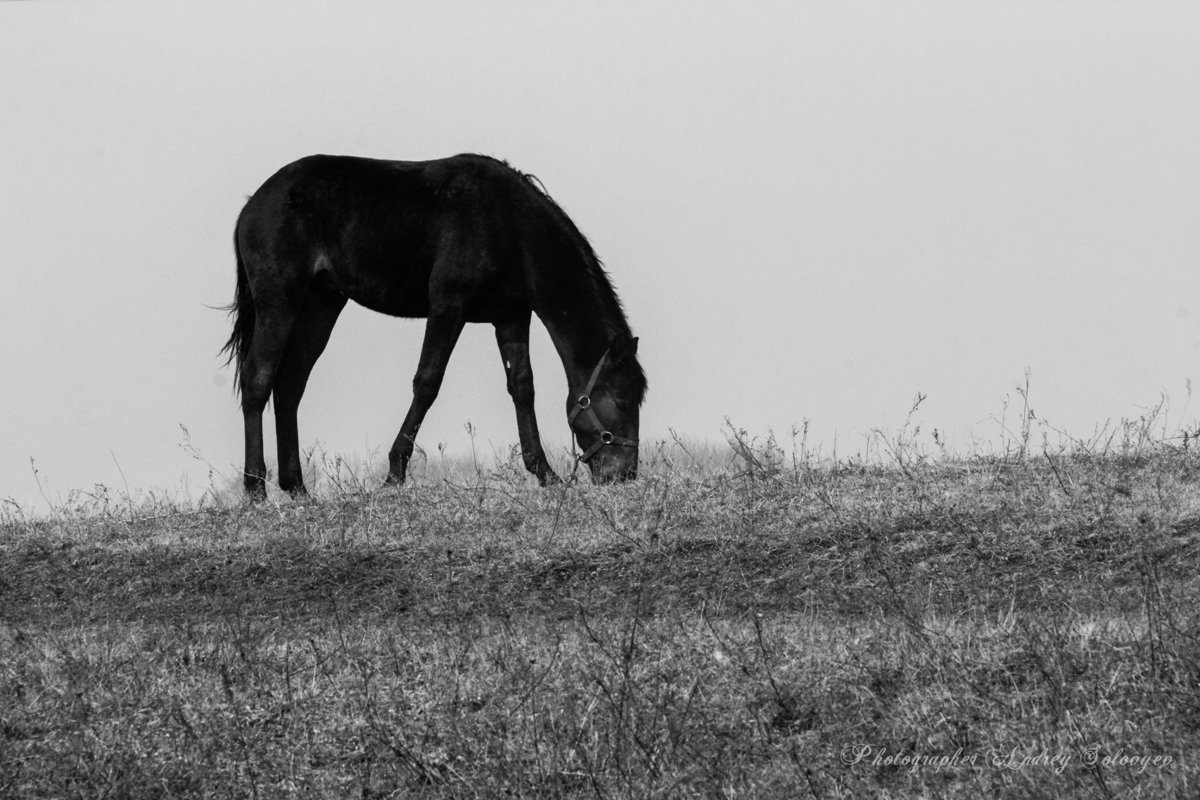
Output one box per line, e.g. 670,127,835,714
568,333,642,483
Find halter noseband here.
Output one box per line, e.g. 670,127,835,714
568,349,638,463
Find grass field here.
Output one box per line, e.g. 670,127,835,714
3,415,1199,798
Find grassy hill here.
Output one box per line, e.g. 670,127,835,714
3,425,1199,798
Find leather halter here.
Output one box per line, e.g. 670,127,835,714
568,348,638,463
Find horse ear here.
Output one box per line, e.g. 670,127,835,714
610,333,638,359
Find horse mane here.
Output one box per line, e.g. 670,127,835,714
519,169,647,405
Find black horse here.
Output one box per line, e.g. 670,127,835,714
223,154,646,499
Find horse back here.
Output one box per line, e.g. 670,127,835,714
236,154,562,321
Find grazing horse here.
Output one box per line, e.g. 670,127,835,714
222,154,646,499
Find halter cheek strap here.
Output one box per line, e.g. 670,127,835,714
568,349,638,463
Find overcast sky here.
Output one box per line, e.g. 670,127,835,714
2,1,1198,509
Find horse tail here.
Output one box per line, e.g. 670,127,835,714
220,217,254,396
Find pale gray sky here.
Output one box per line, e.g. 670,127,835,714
2,1,1198,508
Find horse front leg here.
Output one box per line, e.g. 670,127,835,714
495,317,560,486
386,310,465,484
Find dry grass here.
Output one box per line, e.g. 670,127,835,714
3,413,1200,797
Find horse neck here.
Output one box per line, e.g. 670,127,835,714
540,310,625,394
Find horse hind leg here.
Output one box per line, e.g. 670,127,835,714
271,283,347,496
239,305,300,500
